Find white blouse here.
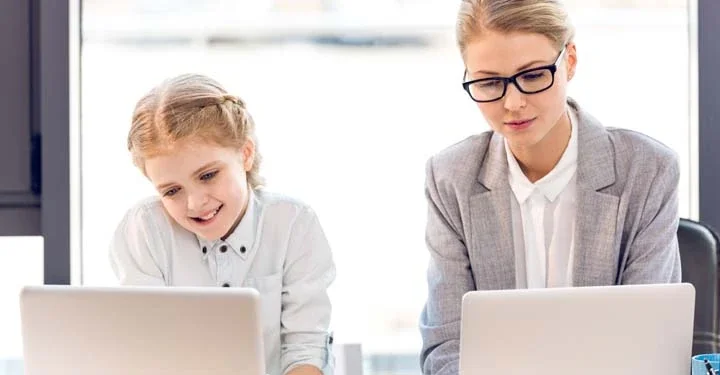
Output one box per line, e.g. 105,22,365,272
506,108,578,288
109,189,336,375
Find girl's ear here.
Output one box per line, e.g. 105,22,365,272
241,139,255,171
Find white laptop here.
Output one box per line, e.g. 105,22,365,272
19,285,265,375
460,283,695,375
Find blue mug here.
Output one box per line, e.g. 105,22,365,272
692,354,720,375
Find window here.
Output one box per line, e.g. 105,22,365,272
80,1,693,373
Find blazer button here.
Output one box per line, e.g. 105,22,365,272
202,246,207,254
222,283,230,287
220,245,228,253
240,246,246,254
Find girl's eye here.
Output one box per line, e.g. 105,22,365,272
163,187,180,197
200,171,218,181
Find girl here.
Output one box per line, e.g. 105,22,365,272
109,73,335,375
420,1,681,374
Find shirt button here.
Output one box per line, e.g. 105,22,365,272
202,246,207,254
240,246,246,254
222,283,230,287
220,245,228,253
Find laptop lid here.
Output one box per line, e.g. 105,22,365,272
20,285,265,375
460,283,695,375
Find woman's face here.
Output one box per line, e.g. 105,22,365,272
463,31,577,150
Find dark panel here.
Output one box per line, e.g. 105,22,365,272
698,0,720,232
38,0,71,284
0,1,31,193
0,208,41,236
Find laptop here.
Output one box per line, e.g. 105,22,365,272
460,283,695,375
19,285,265,375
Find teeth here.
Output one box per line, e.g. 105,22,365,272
199,208,219,220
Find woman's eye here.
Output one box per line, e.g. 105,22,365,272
478,80,502,88
521,72,547,81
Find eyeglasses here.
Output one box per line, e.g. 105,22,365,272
462,47,567,103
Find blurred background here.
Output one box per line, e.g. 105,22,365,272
0,0,694,374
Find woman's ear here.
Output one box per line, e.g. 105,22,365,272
240,138,256,171
566,42,577,81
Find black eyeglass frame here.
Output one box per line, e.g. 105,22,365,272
462,46,568,103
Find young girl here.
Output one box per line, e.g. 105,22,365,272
109,73,335,375
420,1,681,373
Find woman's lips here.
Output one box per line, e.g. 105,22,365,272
504,117,536,131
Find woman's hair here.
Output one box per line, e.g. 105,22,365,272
456,0,575,57
127,73,263,188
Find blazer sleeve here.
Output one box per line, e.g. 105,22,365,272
419,157,476,375
620,152,682,284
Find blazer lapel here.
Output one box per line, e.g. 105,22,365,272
469,133,516,290
570,99,621,286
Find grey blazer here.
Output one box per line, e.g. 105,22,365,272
419,98,682,375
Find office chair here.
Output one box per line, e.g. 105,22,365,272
678,218,720,355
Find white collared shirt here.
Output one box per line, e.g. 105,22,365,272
109,189,336,375
505,109,579,288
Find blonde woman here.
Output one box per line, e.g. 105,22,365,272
420,1,681,373
109,73,335,375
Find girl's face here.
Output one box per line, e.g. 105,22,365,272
144,138,255,241
463,31,577,151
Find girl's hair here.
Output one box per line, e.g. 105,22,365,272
456,0,575,57
127,73,264,188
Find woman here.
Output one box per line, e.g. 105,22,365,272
419,1,681,374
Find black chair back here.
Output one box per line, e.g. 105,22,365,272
678,218,720,355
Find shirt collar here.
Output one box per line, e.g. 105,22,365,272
197,189,259,260
505,107,578,204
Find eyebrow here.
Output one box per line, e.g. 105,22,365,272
473,59,547,76
155,161,221,191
